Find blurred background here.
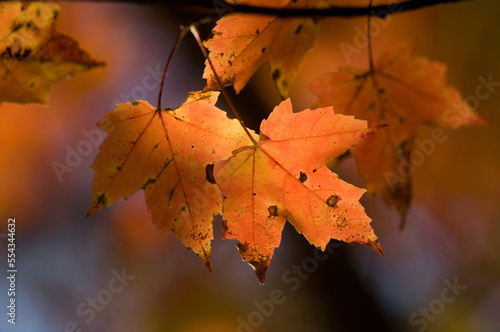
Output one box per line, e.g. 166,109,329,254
0,1,499,331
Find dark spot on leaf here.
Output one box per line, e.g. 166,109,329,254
312,169,317,173
326,195,338,208
299,172,307,183
256,29,260,34
268,205,278,217
205,164,216,185
11,22,23,33
272,69,281,81
132,100,140,106
142,177,157,188
96,194,107,207
116,165,122,171
295,24,303,34
180,206,186,212
253,193,256,196
191,144,194,148
261,47,266,53
399,117,405,123
237,242,249,253
378,88,385,94
336,217,347,230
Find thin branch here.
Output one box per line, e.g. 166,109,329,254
157,27,188,110
189,25,259,146
367,0,374,72
59,0,471,18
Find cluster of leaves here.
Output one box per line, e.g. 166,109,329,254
1,1,482,283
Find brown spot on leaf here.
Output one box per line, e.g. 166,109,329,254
142,177,157,188
272,69,281,81
96,193,107,207
326,195,338,208
268,205,278,217
237,242,249,253
299,172,307,183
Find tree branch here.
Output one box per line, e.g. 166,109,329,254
61,0,471,18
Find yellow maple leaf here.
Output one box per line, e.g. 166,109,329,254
0,2,103,104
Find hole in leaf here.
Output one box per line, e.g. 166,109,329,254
205,164,216,184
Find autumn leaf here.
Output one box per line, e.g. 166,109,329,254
310,41,484,222
0,2,103,104
88,91,256,270
214,98,383,283
203,0,330,99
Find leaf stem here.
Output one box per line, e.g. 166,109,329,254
157,27,189,110
189,25,259,146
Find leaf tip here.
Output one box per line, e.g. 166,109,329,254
255,265,267,285
367,239,384,256
205,260,212,273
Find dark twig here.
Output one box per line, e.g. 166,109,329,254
49,0,470,18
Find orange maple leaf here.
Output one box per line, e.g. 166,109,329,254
88,91,255,269
214,98,383,283
203,0,330,99
0,2,103,104
310,41,484,222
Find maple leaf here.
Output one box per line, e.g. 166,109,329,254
88,91,256,270
203,0,330,99
0,2,103,104
310,41,484,222
214,98,383,283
